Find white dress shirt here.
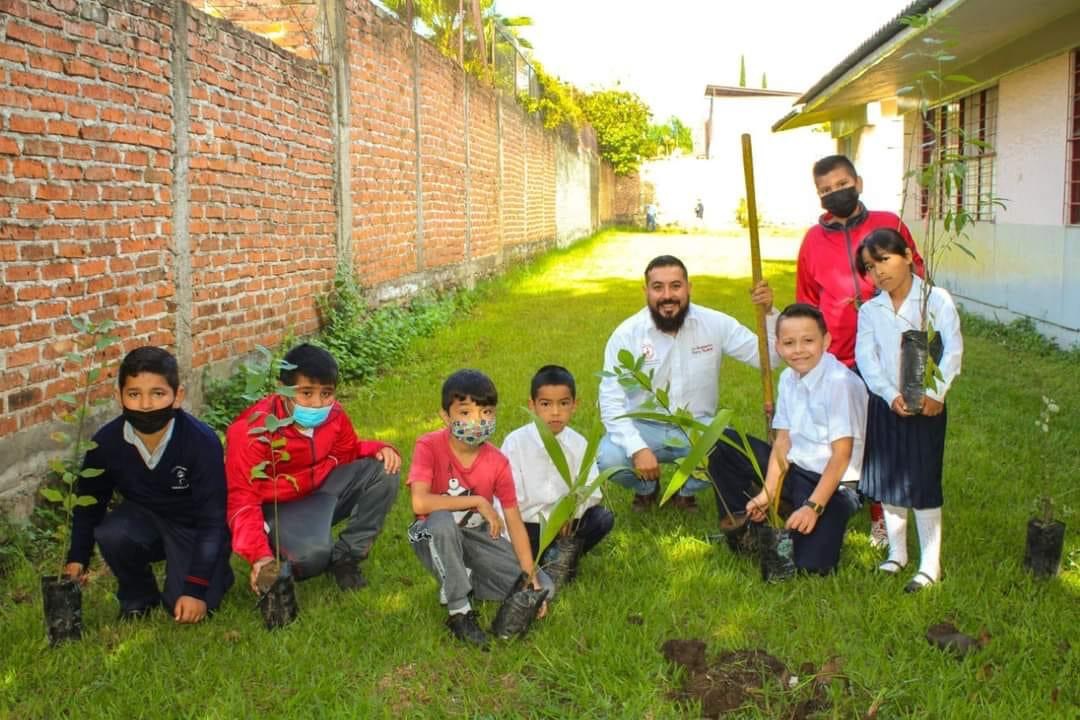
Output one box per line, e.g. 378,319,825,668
772,353,867,483
599,303,779,456
500,424,601,525
855,275,963,404
123,419,176,470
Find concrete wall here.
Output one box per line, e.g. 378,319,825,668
0,0,615,516
899,52,1079,348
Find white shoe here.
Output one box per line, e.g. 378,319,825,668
870,518,889,549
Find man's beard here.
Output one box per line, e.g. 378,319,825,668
649,300,689,333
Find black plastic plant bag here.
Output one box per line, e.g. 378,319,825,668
1023,519,1065,579
257,562,300,630
42,575,83,647
491,573,548,639
539,535,585,589
756,526,796,583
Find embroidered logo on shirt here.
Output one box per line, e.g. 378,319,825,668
692,344,714,354
171,465,190,492
641,342,655,360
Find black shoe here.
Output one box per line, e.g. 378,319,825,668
329,557,368,592
446,611,489,649
118,605,155,621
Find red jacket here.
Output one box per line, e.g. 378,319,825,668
225,394,389,564
796,208,924,368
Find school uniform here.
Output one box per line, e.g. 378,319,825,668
855,276,963,508
500,423,614,558
710,352,867,573
67,410,235,614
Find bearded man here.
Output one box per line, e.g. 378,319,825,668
597,255,779,512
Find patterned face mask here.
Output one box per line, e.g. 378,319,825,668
450,418,496,447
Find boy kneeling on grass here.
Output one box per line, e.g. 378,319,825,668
225,344,400,595
500,365,614,565
710,304,867,574
64,347,234,623
407,369,555,648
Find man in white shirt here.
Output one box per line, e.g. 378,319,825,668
502,366,614,560
597,255,779,512
720,303,866,574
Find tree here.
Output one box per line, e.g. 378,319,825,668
646,116,694,158
579,89,654,175
520,62,582,130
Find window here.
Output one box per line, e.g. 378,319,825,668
919,86,998,222
1069,49,1080,225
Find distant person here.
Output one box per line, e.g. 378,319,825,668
407,369,554,649
796,154,925,548
501,365,615,565
225,344,400,595
65,347,234,623
856,228,963,593
694,198,704,222
645,203,658,232
711,304,867,575
597,255,778,512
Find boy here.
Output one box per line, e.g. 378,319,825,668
500,365,614,562
710,304,867,574
64,347,233,623
407,369,554,648
225,343,399,594
796,154,923,547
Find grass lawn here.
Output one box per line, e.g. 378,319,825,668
1,229,1077,718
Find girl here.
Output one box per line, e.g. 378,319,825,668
855,228,963,592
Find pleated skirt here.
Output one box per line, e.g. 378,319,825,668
858,393,947,508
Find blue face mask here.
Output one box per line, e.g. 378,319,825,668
292,403,332,428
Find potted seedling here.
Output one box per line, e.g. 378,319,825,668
39,317,118,646
604,351,796,581
242,346,300,629
1023,396,1069,579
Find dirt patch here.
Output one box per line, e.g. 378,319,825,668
661,638,848,719
255,560,282,595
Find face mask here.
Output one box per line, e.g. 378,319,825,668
292,403,332,428
821,186,860,218
450,418,496,447
123,406,176,435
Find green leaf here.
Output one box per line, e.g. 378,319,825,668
896,85,915,96
71,316,89,333
250,461,269,480
277,385,297,398
283,474,300,492
277,450,291,463
79,467,105,478
48,457,67,475
58,393,77,406
534,496,577,563
529,409,573,487
661,409,732,506
62,471,77,485
664,435,689,448
75,495,98,507
66,352,83,365
50,431,70,445
264,415,281,433
87,367,101,384
40,488,64,504
270,437,287,449
944,73,976,84
616,349,635,370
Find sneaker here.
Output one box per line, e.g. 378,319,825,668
329,557,368,592
446,611,489,649
869,518,889,549
670,495,698,512
631,484,660,512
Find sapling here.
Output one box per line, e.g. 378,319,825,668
1024,395,1070,578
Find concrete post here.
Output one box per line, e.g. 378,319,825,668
411,30,425,271
170,0,192,384
320,0,353,272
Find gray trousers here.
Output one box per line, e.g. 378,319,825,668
265,458,399,580
409,510,555,613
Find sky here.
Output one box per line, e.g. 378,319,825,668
495,0,914,124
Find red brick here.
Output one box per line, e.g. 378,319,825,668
13,158,47,178
34,301,67,320
64,58,96,78
5,22,46,48
36,184,70,200
16,203,49,219
0,137,19,155
18,322,51,342
0,42,29,63
41,261,75,280
0,304,32,326
29,50,63,72
9,115,46,134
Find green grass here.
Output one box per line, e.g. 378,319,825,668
2,229,1078,719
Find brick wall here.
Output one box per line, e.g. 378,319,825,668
0,0,615,515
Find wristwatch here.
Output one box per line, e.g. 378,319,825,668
803,499,825,516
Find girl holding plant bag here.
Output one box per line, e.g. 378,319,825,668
855,228,964,593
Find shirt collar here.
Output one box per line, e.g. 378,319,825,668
796,352,834,392
122,417,176,470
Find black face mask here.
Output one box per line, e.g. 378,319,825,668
123,406,176,435
821,186,860,218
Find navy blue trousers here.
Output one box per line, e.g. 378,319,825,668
524,505,615,559
708,433,858,574
94,501,234,614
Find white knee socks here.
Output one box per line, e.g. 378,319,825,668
913,507,943,582
881,503,909,568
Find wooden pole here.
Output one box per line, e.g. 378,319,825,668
740,133,774,435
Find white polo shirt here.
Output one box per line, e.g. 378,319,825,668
500,424,601,525
772,352,867,483
599,303,779,456
855,275,963,404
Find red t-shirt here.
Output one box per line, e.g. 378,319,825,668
407,429,518,520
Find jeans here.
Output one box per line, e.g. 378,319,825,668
597,419,712,497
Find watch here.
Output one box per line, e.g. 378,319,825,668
803,499,825,516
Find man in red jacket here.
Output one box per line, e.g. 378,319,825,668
796,155,924,547
226,344,400,593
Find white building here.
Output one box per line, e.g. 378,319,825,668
774,0,1080,348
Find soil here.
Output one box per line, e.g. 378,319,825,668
255,560,282,595
661,638,844,719
925,622,990,657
